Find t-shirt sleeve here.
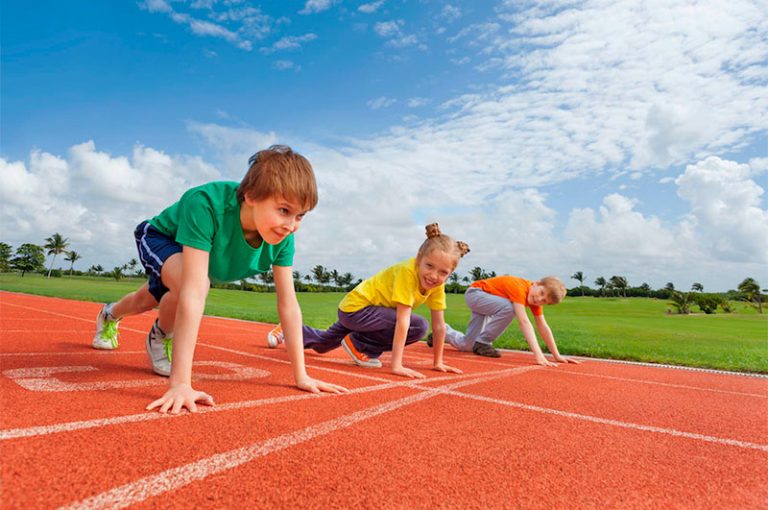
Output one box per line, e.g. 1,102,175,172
174,190,216,252
271,233,295,267
390,266,416,307
529,304,544,316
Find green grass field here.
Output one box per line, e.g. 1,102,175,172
2,273,766,373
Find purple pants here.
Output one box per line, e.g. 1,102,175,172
303,306,429,358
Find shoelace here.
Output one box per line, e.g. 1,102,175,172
163,337,173,362
102,321,119,348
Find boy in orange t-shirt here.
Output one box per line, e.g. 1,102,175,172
439,275,580,365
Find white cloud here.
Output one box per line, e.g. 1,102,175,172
407,97,430,108
273,59,301,71
141,0,277,50
374,20,402,38
260,33,317,53
440,5,461,22
367,96,397,110
675,156,768,264
359,1,385,14
299,0,336,15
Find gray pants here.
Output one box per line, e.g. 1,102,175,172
445,287,516,351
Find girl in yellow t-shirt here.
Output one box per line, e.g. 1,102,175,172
270,224,469,378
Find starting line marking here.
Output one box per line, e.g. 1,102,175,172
2,361,269,392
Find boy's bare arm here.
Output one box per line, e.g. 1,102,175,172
513,302,558,367
534,315,580,364
147,246,215,413
430,309,461,374
390,304,424,378
273,266,348,394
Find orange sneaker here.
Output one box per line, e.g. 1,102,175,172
266,324,284,348
341,334,382,368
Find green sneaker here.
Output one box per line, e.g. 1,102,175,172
93,304,120,350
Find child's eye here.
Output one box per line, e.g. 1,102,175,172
279,208,290,215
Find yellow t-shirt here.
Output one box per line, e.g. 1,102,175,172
339,258,447,313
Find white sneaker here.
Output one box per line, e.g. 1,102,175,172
146,320,172,376
93,304,120,350
266,324,284,348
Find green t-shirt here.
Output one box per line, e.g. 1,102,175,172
148,181,294,283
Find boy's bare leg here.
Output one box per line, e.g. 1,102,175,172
157,253,183,333
109,283,158,319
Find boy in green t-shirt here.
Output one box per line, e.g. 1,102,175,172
92,145,348,413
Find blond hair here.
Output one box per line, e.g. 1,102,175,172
416,223,470,269
237,145,318,210
539,276,566,304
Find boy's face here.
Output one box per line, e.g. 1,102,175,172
242,194,308,245
527,284,552,306
416,250,454,293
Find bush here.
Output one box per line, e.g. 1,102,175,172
695,294,721,314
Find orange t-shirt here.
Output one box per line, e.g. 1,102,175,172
470,275,543,316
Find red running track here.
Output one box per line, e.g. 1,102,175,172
1,291,767,509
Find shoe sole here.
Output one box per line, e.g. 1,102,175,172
92,340,118,350
341,338,382,368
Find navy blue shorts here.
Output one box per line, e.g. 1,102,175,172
134,221,183,302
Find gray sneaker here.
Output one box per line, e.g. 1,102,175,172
146,319,172,376
93,304,120,350
472,342,501,358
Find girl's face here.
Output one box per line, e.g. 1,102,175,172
241,194,308,245
416,249,455,293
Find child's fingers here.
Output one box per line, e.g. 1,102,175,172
199,392,216,406
146,398,164,411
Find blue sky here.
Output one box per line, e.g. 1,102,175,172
2,0,767,292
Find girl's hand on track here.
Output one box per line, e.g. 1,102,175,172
296,376,349,394
391,366,426,379
146,383,215,414
434,363,462,374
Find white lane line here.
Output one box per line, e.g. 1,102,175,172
440,388,768,453
555,369,768,399
0,351,145,357
0,367,531,441
58,369,534,510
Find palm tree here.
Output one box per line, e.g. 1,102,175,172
691,282,704,292
609,275,628,298
594,276,607,296
340,272,354,288
738,277,763,314
44,233,69,278
669,291,692,314
127,258,139,275
330,269,341,287
311,265,327,285
110,266,124,281
469,267,484,281
571,271,585,296
64,251,82,276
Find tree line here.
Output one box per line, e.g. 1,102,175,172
569,271,764,315
1,236,764,313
